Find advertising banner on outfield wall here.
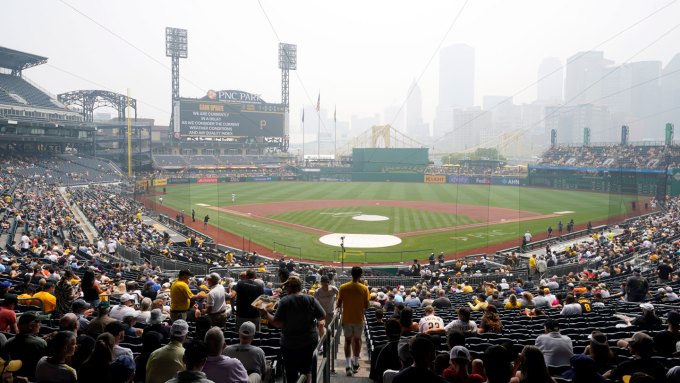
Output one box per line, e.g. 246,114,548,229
448,175,470,184
281,176,298,181
168,178,191,184
424,175,447,184
447,175,526,186
152,179,167,187
493,177,524,186
197,177,218,184
219,177,241,183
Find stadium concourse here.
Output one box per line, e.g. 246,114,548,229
0,154,678,383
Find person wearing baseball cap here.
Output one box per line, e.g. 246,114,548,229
605,332,667,382
109,293,137,321
313,274,338,327
619,303,663,331
3,311,47,381
224,321,267,381
652,310,680,357
203,273,227,329
145,319,189,383
261,274,326,383
442,345,483,383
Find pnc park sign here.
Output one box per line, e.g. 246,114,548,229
204,89,265,104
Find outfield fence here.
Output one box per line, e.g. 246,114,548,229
273,241,302,259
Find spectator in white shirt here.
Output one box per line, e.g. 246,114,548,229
109,294,137,321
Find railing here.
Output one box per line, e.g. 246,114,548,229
296,312,341,383
116,245,143,264
149,254,207,276
158,214,214,244
496,225,608,256
332,248,434,264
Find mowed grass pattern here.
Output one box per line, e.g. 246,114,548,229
271,206,478,234
157,182,641,262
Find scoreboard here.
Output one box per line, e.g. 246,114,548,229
175,97,285,139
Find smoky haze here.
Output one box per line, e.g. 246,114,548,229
2,0,680,155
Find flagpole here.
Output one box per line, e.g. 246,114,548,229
302,109,305,166
317,106,321,160
334,105,337,164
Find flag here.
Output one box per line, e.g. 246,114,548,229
334,105,336,123
302,109,304,123
316,92,320,112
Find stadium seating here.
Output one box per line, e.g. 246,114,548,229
0,73,62,109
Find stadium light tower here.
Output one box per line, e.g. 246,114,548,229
166,27,188,130
278,43,297,108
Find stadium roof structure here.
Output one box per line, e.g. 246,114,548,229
0,46,48,73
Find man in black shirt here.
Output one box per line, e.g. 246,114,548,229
654,311,680,357
625,269,649,302
231,269,264,331
658,259,673,283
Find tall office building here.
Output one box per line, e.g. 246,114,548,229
564,51,612,105
406,81,429,138
537,57,563,104
629,61,662,120
435,44,475,138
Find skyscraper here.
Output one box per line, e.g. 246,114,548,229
406,81,428,138
564,51,612,105
537,57,563,104
435,44,475,138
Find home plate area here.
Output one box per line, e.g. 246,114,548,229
319,233,402,248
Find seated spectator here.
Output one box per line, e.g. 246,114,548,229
3,311,47,381
104,321,133,359
477,306,502,334
371,319,402,383
468,294,488,311
654,311,680,357
78,333,115,383
605,332,668,382
145,309,171,341
224,321,267,383
399,307,418,333
618,303,663,331
432,289,452,309
583,331,616,374
392,336,447,383
442,346,484,383
71,299,92,333
202,326,248,383
504,294,522,309
444,307,477,335
108,355,136,383
535,318,573,367
418,306,445,335
165,340,212,383
509,346,555,383
562,354,607,383
86,301,115,337
481,344,514,383
109,294,137,321
33,282,57,314
560,294,582,316
133,331,163,383
145,319,189,383
34,330,77,383
0,294,18,333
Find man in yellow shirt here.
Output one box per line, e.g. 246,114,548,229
336,266,369,376
170,270,205,321
32,282,57,314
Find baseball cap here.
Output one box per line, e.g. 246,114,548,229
377,292,387,301
239,321,256,337
171,319,189,337
18,311,44,326
119,294,132,303
640,303,655,311
450,346,471,361
282,275,302,290
0,357,21,373
71,299,91,312
99,300,111,309
625,332,654,350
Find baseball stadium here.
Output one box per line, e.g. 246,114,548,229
3,4,680,383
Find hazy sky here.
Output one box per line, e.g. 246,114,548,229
3,0,679,133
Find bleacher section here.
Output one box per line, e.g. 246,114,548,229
0,73,63,110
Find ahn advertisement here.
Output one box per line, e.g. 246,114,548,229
178,99,285,138
152,178,167,187
424,174,447,184
447,175,525,186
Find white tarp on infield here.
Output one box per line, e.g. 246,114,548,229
319,233,401,248
352,215,389,221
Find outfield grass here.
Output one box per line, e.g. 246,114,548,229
157,182,640,262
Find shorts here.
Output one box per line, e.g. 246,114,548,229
342,323,363,338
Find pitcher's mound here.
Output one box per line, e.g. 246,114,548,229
319,233,401,248
352,215,389,221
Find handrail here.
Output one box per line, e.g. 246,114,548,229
296,311,342,383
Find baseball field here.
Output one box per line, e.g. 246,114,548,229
154,182,642,263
